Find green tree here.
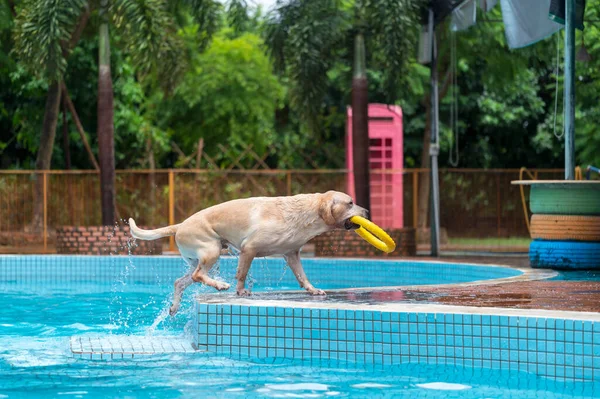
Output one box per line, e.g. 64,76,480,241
12,0,219,226
264,0,421,211
12,0,90,230
161,28,284,165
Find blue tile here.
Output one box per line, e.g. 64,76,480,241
409,345,418,356
565,351,575,366
518,340,527,351
564,319,574,330
436,323,445,334
401,323,409,334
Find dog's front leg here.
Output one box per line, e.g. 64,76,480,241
235,250,256,296
284,250,326,296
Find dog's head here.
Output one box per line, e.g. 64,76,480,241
318,190,369,230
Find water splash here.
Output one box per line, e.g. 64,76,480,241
145,305,170,336
107,221,144,333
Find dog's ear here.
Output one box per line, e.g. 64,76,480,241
318,194,336,226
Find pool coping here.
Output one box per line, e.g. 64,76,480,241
196,296,600,322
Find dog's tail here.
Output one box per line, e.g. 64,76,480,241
128,218,180,241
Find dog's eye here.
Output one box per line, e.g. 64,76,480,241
348,201,353,206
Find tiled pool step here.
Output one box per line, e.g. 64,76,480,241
70,335,199,359
194,297,600,382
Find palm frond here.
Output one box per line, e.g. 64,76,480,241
364,0,421,102
264,0,349,133
111,0,186,89
227,0,249,35
181,0,222,48
12,0,88,81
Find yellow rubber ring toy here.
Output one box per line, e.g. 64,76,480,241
350,216,396,254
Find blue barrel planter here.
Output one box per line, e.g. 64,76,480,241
529,240,600,269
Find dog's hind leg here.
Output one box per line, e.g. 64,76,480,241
191,244,229,291
169,260,195,316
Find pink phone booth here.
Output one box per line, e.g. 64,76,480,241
346,104,404,229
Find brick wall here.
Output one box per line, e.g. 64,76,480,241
56,225,163,255
312,228,416,257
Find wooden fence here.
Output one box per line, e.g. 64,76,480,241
0,168,569,253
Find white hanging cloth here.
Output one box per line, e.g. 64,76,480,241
500,0,563,49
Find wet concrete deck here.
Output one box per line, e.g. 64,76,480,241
203,254,600,314
407,255,600,313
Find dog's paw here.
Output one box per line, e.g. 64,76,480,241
236,289,252,297
308,288,326,296
215,282,231,291
169,305,179,316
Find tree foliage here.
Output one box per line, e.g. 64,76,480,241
12,0,88,81
1,0,600,172
163,28,284,159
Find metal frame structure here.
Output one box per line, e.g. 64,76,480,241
425,0,578,256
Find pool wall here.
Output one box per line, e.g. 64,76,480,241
0,255,522,291
194,300,600,382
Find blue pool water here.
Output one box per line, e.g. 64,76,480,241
0,255,522,291
0,255,597,398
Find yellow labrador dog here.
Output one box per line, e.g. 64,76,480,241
129,191,368,315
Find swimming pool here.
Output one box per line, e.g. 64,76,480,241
1,255,598,398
